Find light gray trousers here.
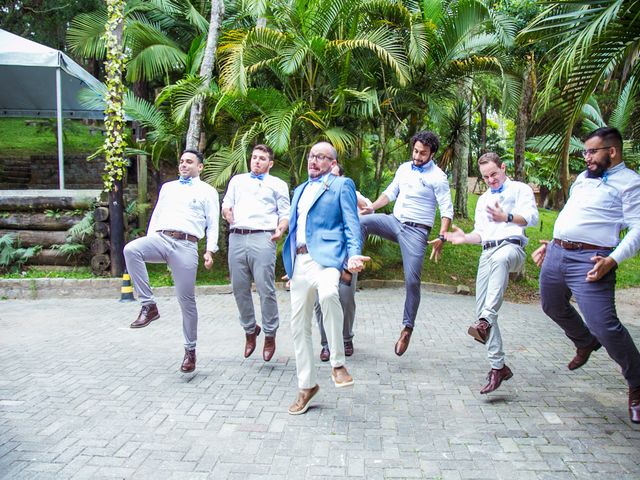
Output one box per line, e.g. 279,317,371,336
123,233,199,350
228,232,279,336
315,273,357,347
476,242,525,369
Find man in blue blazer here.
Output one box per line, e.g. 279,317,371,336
283,141,369,415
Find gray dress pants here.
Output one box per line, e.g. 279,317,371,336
228,231,279,336
315,272,358,347
540,242,640,389
360,214,430,328
123,233,199,350
476,242,525,369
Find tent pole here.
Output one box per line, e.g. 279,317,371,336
56,66,65,190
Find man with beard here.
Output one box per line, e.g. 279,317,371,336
283,141,369,415
222,144,290,362
532,127,640,423
124,149,219,373
360,131,453,356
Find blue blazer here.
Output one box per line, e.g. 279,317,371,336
283,174,362,278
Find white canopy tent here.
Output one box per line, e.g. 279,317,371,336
0,29,105,189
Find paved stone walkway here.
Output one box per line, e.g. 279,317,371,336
1,288,639,479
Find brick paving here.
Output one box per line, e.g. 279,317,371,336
1,288,639,479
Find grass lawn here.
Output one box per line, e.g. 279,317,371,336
0,118,104,155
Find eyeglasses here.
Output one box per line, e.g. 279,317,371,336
308,153,334,162
581,146,613,157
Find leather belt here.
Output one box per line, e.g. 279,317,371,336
482,238,523,250
403,221,431,230
553,239,613,251
296,245,309,254
158,230,198,242
230,228,275,235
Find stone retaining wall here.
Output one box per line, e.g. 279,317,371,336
0,278,465,300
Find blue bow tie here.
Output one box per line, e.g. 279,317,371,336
250,172,265,181
178,176,192,185
411,163,427,173
308,176,323,183
586,170,608,183
490,184,504,194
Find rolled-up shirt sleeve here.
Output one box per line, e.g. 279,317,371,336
434,174,454,220
382,171,401,202
610,182,640,264
205,190,220,253
515,184,539,227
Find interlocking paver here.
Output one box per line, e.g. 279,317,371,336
1,288,639,479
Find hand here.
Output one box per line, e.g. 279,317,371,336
271,225,285,241
427,237,445,262
444,225,466,244
347,255,371,272
531,240,549,268
486,201,507,223
222,207,234,224
586,255,617,282
203,251,214,270
360,205,374,215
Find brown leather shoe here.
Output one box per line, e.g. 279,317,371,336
244,325,261,358
568,338,601,370
288,384,320,415
468,319,490,344
331,366,354,388
130,303,160,328
395,327,413,356
480,365,513,394
180,348,196,373
344,341,354,357
320,346,330,362
263,335,276,362
629,387,640,424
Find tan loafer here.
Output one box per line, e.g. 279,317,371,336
331,366,354,388
288,385,320,415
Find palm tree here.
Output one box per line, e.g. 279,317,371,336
520,0,640,197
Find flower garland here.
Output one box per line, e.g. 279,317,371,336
102,0,127,191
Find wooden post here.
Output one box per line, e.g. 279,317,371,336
109,179,126,276
137,153,148,230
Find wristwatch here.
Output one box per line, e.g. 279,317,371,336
506,213,513,223
438,234,446,242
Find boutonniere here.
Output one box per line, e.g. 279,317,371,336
322,179,329,191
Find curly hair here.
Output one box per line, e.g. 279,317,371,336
410,131,440,154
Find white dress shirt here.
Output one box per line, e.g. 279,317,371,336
295,176,326,247
221,173,290,230
147,176,220,253
554,162,640,264
383,161,454,226
474,179,539,245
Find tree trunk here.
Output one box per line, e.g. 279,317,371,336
560,125,572,204
0,229,67,247
109,179,126,276
453,78,472,219
185,0,225,151
0,213,83,231
374,120,386,198
514,53,536,182
479,95,487,156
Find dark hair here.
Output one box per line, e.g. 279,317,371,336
182,149,204,164
410,131,440,154
477,152,503,167
584,127,623,147
333,163,345,176
253,144,274,162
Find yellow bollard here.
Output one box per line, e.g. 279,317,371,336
119,272,135,302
